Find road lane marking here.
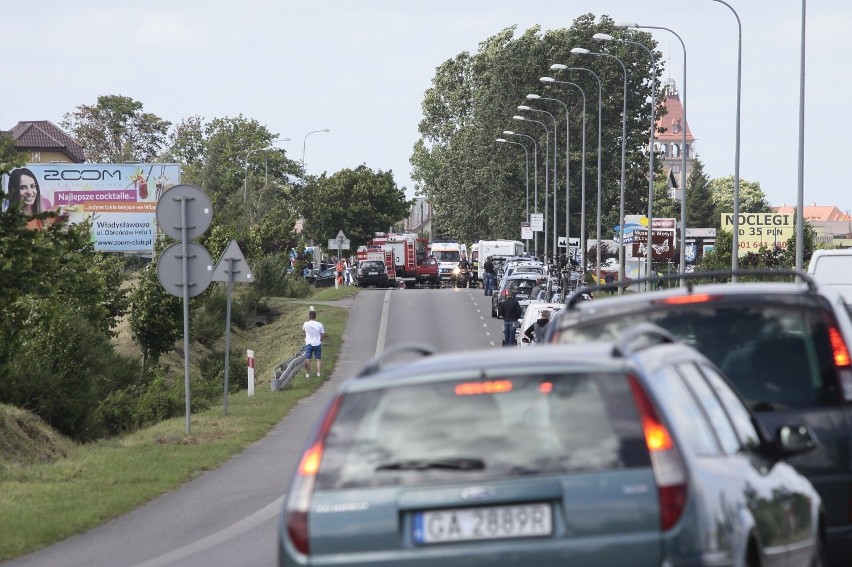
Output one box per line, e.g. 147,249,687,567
375,290,392,357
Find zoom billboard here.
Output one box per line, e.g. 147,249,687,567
2,163,180,252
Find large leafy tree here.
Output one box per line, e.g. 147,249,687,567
411,14,664,248
709,175,771,216
162,115,302,260
61,94,171,162
296,165,411,250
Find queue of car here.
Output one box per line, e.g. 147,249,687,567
284,254,847,565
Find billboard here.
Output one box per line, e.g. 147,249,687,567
3,163,180,252
720,212,794,256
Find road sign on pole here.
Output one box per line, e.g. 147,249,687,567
155,184,214,435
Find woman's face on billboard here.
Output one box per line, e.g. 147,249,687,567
17,174,38,205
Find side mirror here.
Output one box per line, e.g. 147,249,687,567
774,424,817,457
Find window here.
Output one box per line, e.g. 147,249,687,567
655,366,719,455
678,363,741,454
316,372,648,489
700,364,761,450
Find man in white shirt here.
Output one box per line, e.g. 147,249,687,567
302,310,325,378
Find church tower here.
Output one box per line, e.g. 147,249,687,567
655,78,695,196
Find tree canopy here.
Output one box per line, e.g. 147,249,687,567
411,14,665,248
296,165,411,251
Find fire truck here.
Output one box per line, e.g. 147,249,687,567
360,232,432,288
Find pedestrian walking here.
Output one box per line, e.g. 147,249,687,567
523,309,551,345
344,259,352,285
303,309,325,378
497,293,522,346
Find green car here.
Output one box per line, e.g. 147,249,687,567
278,329,824,566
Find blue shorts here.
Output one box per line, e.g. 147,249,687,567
305,344,322,359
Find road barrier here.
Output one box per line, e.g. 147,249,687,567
270,346,307,391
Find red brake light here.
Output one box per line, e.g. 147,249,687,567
653,293,714,306
455,380,513,395
285,395,344,556
829,326,852,367
628,375,687,531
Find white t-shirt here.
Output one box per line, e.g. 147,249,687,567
303,320,325,346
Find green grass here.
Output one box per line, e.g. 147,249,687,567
0,288,356,562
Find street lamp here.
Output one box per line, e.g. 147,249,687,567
539,80,588,271
711,0,742,275
550,64,603,284
497,138,531,249
513,115,550,259
504,130,539,257
518,104,558,261
617,22,689,279
527,93,572,266
302,128,331,173
571,47,629,288
595,32,657,284
244,139,291,204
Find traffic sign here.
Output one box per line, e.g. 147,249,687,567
155,184,213,241
212,239,253,283
530,213,544,232
157,242,214,297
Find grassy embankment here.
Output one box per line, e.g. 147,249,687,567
0,285,357,562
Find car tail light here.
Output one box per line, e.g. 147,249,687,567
628,375,687,531
501,289,510,298
285,395,344,556
652,293,715,305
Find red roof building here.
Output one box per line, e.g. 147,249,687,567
6,120,85,163
655,78,695,191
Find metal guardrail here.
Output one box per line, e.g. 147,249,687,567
270,346,307,391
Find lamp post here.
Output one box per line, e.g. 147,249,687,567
711,0,742,275
527,93,572,267
518,104,558,261
572,47,628,288
550,65,603,285
796,0,806,272
302,128,331,174
595,33,657,284
497,138,531,249
540,78,588,271
617,23,689,279
244,139,291,204
504,130,539,257
513,115,549,259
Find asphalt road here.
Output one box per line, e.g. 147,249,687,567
4,286,505,567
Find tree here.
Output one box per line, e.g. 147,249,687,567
709,175,771,216
411,15,665,246
296,165,411,250
61,95,171,162
129,241,182,374
686,159,718,229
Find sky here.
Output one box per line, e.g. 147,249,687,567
5,1,852,213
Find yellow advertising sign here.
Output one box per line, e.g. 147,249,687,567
720,213,795,255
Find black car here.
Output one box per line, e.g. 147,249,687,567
492,274,540,318
547,270,852,565
307,267,337,288
356,260,389,288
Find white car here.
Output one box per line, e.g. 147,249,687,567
516,302,563,347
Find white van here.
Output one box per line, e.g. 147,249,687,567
807,249,852,302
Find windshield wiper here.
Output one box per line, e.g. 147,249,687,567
375,458,485,471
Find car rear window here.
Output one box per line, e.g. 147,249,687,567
361,261,384,269
315,373,650,490
554,303,839,411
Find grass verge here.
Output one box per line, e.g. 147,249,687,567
0,287,356,562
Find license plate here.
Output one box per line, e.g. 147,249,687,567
413,503,552,544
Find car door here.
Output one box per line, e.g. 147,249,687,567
689,362,817,567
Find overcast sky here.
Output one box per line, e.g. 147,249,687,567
5,1,851,212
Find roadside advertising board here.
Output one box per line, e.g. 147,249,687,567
720,212,795,255
3,163,180,252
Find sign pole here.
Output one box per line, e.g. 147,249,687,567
180,196,193,435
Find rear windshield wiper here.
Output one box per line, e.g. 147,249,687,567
376,458,485,471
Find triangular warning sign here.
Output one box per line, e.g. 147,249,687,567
211,239,253,283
